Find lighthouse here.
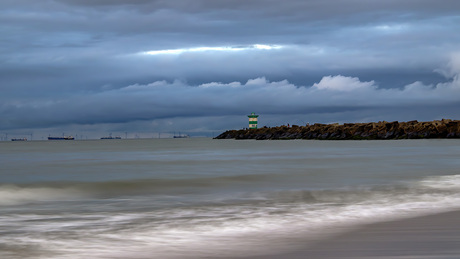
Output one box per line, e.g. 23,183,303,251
248,112,259,129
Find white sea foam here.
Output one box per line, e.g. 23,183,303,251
4,175,460,259
2,139,460,258
0,185,85,206
418,174,460,190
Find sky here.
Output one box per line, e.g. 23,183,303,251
1,0,460,139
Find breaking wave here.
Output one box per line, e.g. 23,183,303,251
1,174,460,258
0,184,85,206
2,173,460,210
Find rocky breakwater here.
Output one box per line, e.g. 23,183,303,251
214,119,460,140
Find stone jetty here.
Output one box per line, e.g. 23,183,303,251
214,119,460,140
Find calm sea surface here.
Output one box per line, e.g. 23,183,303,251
1,138,460,258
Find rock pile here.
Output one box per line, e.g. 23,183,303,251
214,119,460,140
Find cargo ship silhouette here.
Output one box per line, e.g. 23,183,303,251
48,136,75,140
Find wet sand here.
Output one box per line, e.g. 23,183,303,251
254,210,460,259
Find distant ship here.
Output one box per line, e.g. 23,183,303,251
101,136,122,139
11,138,27,141
48,136,75,140
173,135,190,138
101,133,121,140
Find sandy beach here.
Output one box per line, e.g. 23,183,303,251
253,210,460,259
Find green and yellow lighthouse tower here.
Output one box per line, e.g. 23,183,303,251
248,112,259,129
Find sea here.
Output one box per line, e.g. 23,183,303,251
1,138,460,258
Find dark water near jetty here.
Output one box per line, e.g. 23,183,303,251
1,138,460,258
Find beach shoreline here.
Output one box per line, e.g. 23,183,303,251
249,210,460,259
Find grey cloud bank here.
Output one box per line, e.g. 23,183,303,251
1,0,460,138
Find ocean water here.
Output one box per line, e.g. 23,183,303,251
1,138,460,258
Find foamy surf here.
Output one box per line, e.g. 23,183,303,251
2,174,460,258
1,138,460,258
0,185,86,206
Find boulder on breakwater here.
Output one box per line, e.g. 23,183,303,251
214,119,460,140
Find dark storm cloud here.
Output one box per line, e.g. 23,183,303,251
1,0,460,135
2,58,460,130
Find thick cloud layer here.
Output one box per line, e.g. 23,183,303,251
1,0,460,137
3,54,460,135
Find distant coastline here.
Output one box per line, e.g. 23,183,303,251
214,119,460,140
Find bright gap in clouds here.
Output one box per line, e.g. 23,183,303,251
142,44,283,55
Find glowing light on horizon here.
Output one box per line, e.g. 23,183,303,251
141,44,283,55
